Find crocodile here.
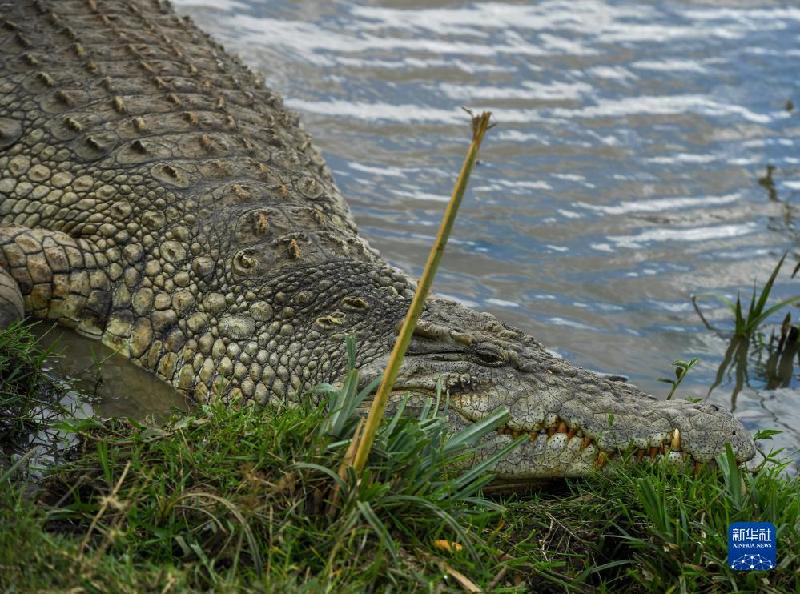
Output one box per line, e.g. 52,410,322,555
0,0,755,478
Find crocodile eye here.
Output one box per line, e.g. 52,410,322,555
474,344,505,366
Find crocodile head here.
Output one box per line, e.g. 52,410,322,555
360,298,755,479
0,0,755,482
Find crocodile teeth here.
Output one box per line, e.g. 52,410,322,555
671,428,681,451
648,446,658,459
581,436,592,450
557,422,568,433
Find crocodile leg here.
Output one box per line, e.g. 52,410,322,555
0,225,111,338
0,266,24,330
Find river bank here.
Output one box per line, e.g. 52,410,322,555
1,322,798,592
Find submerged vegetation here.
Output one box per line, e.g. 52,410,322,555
1,324,799,592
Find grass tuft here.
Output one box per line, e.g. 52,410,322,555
0,321,76,466
0,321,52,442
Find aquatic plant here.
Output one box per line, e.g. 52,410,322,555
692,253,800,403
692,252,799,340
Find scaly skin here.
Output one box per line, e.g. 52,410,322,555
0,0,754,478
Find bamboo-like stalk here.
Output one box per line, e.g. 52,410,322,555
350,110,493,475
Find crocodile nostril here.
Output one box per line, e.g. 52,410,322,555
342,296,369,310
232,249,258,275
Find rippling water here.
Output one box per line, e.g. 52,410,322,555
172,0,800,464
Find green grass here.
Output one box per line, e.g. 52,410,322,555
1,325,799,593
1,321,50,441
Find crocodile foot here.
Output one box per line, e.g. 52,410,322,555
0,266,23,330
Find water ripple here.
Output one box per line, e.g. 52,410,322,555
608,223,759,249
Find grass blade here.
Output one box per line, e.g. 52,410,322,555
753,251,787,318
442,407,510,456
356,500,398,561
